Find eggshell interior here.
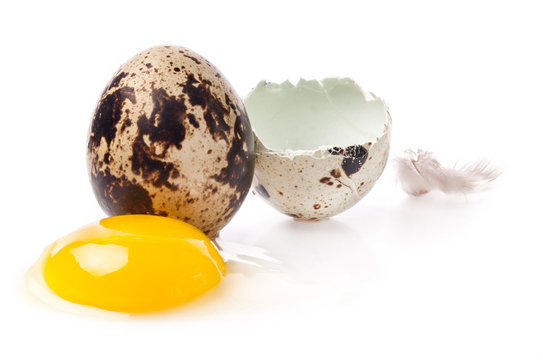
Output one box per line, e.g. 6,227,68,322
244,78,388,151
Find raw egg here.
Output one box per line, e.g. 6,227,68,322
29,215,225,313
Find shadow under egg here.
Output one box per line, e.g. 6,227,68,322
220,218,373,288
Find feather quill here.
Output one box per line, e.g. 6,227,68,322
394,149,500,196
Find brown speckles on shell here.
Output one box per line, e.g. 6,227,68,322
319,177,334,186
252,125,390,221
88,46,255,237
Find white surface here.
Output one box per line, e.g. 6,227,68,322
1,0,542,359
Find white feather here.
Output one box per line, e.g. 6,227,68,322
394,149,500,196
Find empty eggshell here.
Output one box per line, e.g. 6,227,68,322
245,78,391,220
87,46,255,238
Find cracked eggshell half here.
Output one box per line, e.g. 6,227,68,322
244,78,390,220
87,46,255,238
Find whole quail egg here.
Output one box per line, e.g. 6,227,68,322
244,78,391,220
87,46,255,238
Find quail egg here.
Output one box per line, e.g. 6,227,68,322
87,46,255,238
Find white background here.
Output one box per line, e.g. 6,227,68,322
2,0,542,359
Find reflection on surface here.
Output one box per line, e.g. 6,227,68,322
70,244,128,277
218,218,371,287
255,219,370,286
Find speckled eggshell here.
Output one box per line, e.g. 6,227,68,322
253,121,390,220
87,46,255,238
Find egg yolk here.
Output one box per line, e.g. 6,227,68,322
42,215,225,313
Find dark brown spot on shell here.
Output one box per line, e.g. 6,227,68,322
223,93,236,111
110,72,129,88
254,184,270,198
120,115,132,132
313,204,321,209
211,110,255,195
90,168,154,215
320,177,331,184
182,74,231,142
319,177,334,186
330,169,341,178
187,113,199,128
213,118,254,219
184,54,201,64
131,88,188,190
89,86,136,150
341,145,368,177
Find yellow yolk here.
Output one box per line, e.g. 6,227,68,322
42,215,225,313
